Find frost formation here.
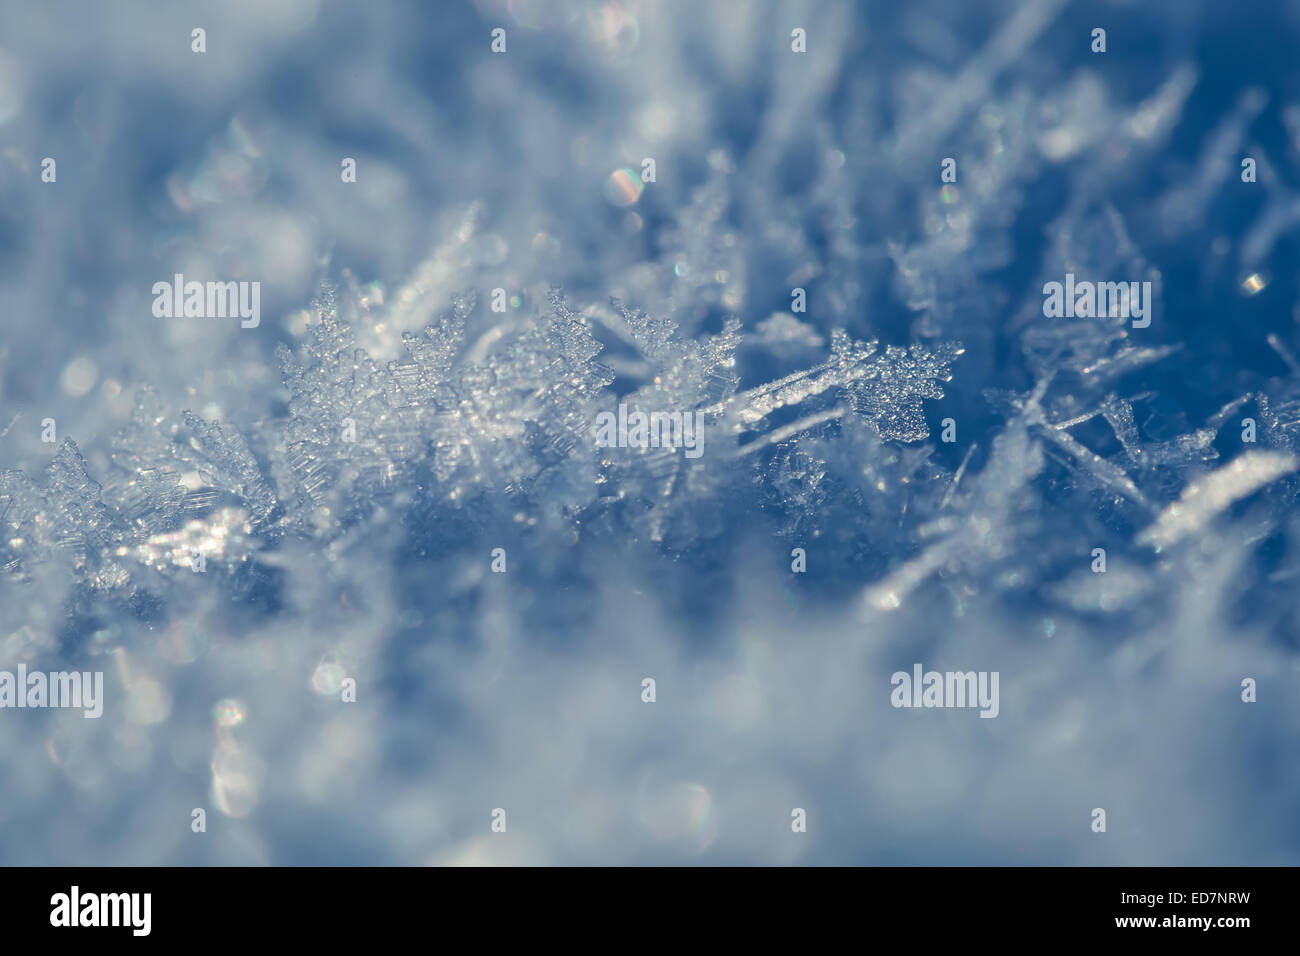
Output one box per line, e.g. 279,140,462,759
2,1,1299,866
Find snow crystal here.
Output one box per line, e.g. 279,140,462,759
1138,451,1299,550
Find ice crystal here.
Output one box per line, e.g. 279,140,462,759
1138,451,1299,550
0,440,126,589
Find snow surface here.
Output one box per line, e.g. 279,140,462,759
1,0,1299,864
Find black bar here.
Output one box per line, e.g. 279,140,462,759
1,866,1283,942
